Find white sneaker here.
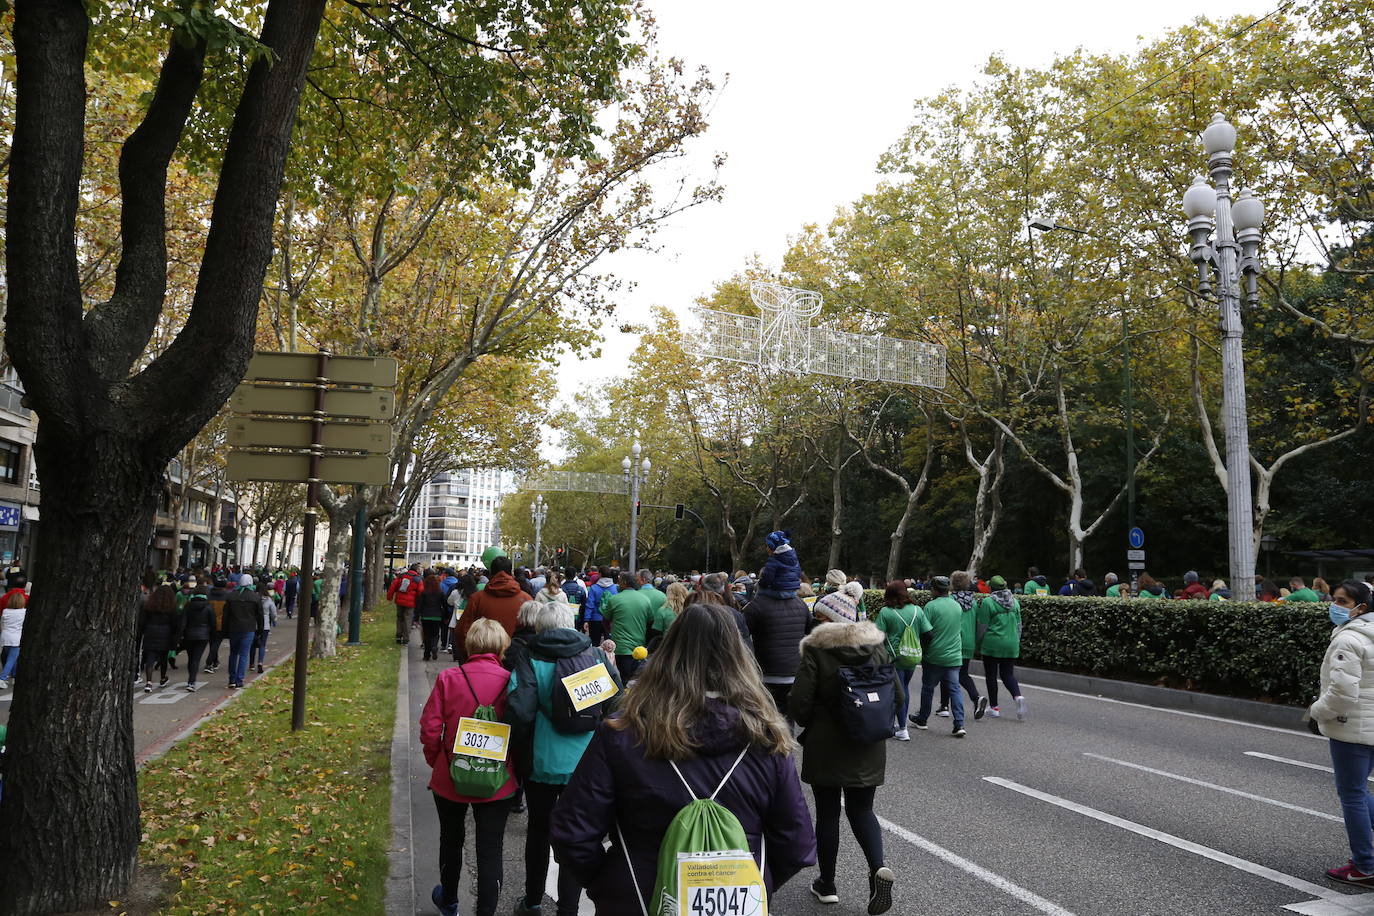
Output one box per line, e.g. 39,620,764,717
0,679,8,689
893,728,910,741
988,707,1001,718
1015,696,1027,720
936,707,951,718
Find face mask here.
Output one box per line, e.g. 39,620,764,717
1330,604,1350,627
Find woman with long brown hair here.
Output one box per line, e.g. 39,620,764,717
551,603,816,915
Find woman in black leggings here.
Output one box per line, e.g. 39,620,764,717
975,576,1026,719
790,601,899,914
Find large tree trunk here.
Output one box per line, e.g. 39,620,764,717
964,428,1006,577
313,503,355,658
0,440,164,912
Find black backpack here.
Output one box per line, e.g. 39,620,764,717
835,662,898,743
546,646,618,734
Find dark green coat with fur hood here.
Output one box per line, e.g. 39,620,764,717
789,620,902,788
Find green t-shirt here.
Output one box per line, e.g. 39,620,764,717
1209,592,1225,601
603,588,653,652
639,584,666,615
1105,584,1122,598
649,603,676,638
956,596,979,659
875,603,933,661
976,595,1022,658
1023,581,1048,595
921,596,965,667
1285,587,1321,603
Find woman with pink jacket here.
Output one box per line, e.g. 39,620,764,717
420,618,518,916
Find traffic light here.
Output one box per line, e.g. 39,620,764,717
675,503,685,520
635,500,641,516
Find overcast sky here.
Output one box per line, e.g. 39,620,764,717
550,0,1264,428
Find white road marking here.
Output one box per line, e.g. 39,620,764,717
1083,752,1342,822
875,814,1080,916
1244,751,1374,784
971,674,1321,740
1283,895,1374,915
984,776,1344,904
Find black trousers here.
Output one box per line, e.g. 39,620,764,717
938,658,980,706
983,656,1022,707
141,646,169,681
524,781,582,916
433,791,510,916
184,640,208,685
421,620,444,658
206,635,222,669
812,785,883,882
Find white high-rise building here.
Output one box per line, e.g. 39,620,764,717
405,469,517,568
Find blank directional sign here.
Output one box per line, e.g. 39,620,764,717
229,418,393,452
227,452,391,485
1126,549,1146,562
231,384,395,420
247,352,399,388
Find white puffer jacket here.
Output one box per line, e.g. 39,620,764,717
1311,614,1374,745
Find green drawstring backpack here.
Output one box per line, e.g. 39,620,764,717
446,664,511,799
894,607,923,670
618,747,767,916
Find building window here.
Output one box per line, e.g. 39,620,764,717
0,441,22,485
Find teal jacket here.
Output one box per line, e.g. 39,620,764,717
507,627,623,785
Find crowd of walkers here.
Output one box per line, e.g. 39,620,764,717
412,532,1040,916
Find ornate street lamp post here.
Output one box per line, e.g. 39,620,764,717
530,495,547,569
621,440,651,573
1183,113,1266,601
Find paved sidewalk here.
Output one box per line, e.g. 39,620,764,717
389,632,593,916
0,622,302,765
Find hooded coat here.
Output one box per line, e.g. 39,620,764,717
549,700,816,915
789,620,902,788
182,592,216,642
1311,614,1374,746
744,592,811,678
952,590,980,661
454,571,525,654
759,544,801,594
419,652,519,803
221,586,264,636
975,590,1022,658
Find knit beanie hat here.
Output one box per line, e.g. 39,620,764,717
825,569,847,589
766,530,791,550
989,575,1007,590
1184,570,1200,584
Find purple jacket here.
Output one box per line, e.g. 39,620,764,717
550,700,817,915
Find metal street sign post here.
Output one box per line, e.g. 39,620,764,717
226,350,398,731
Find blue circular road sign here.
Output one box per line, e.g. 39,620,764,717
1128,527,1145,549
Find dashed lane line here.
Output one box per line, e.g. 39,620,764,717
875,813,1080,916
984,776,1345,907
1244,751,1374,783
1083,752,1342,822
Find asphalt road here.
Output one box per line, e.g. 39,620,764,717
397,651,1374,916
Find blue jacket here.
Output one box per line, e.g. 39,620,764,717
563,578,587,605
759,545,801,593
440,575,459,597
507,628,622,784
583,581,617,622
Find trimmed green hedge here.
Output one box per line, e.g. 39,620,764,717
858,589,1329,705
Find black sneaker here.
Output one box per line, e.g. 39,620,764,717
974,696,989,720
908,715,928,730
953,726,967,738
936,705,950,718
868,867,895,914
811,878,839,904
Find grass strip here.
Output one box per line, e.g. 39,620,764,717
137,609,400,915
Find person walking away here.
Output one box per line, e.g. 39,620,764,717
539,570,570,606
252,582,277,674
647,581,689,648
601,571,652,682
506,603,624,916
419,618,518,916
416,573,449,661
447,572,479,659
1022,567,1050,596
875,581,932,741
453,553,526,657
222,574,265,689
138,585,182,691
1210,579,1232,600
180,584,214,691
1136,573,1167,599
551,602,816,916
561,566,586,607
388,563,423,645
1306,580,1374,885
975,576,1025,719
636,568,665,616
941,571,987,720
284,571,299,619
910,576,967,737
745,580,811,719
581,565,617,644
813,575,863,626
1103,573,1123,597
758,530,801,598
791,601,900,912
0,591,26,689
204,575,231,674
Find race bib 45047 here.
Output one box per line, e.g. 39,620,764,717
675,851,766,916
